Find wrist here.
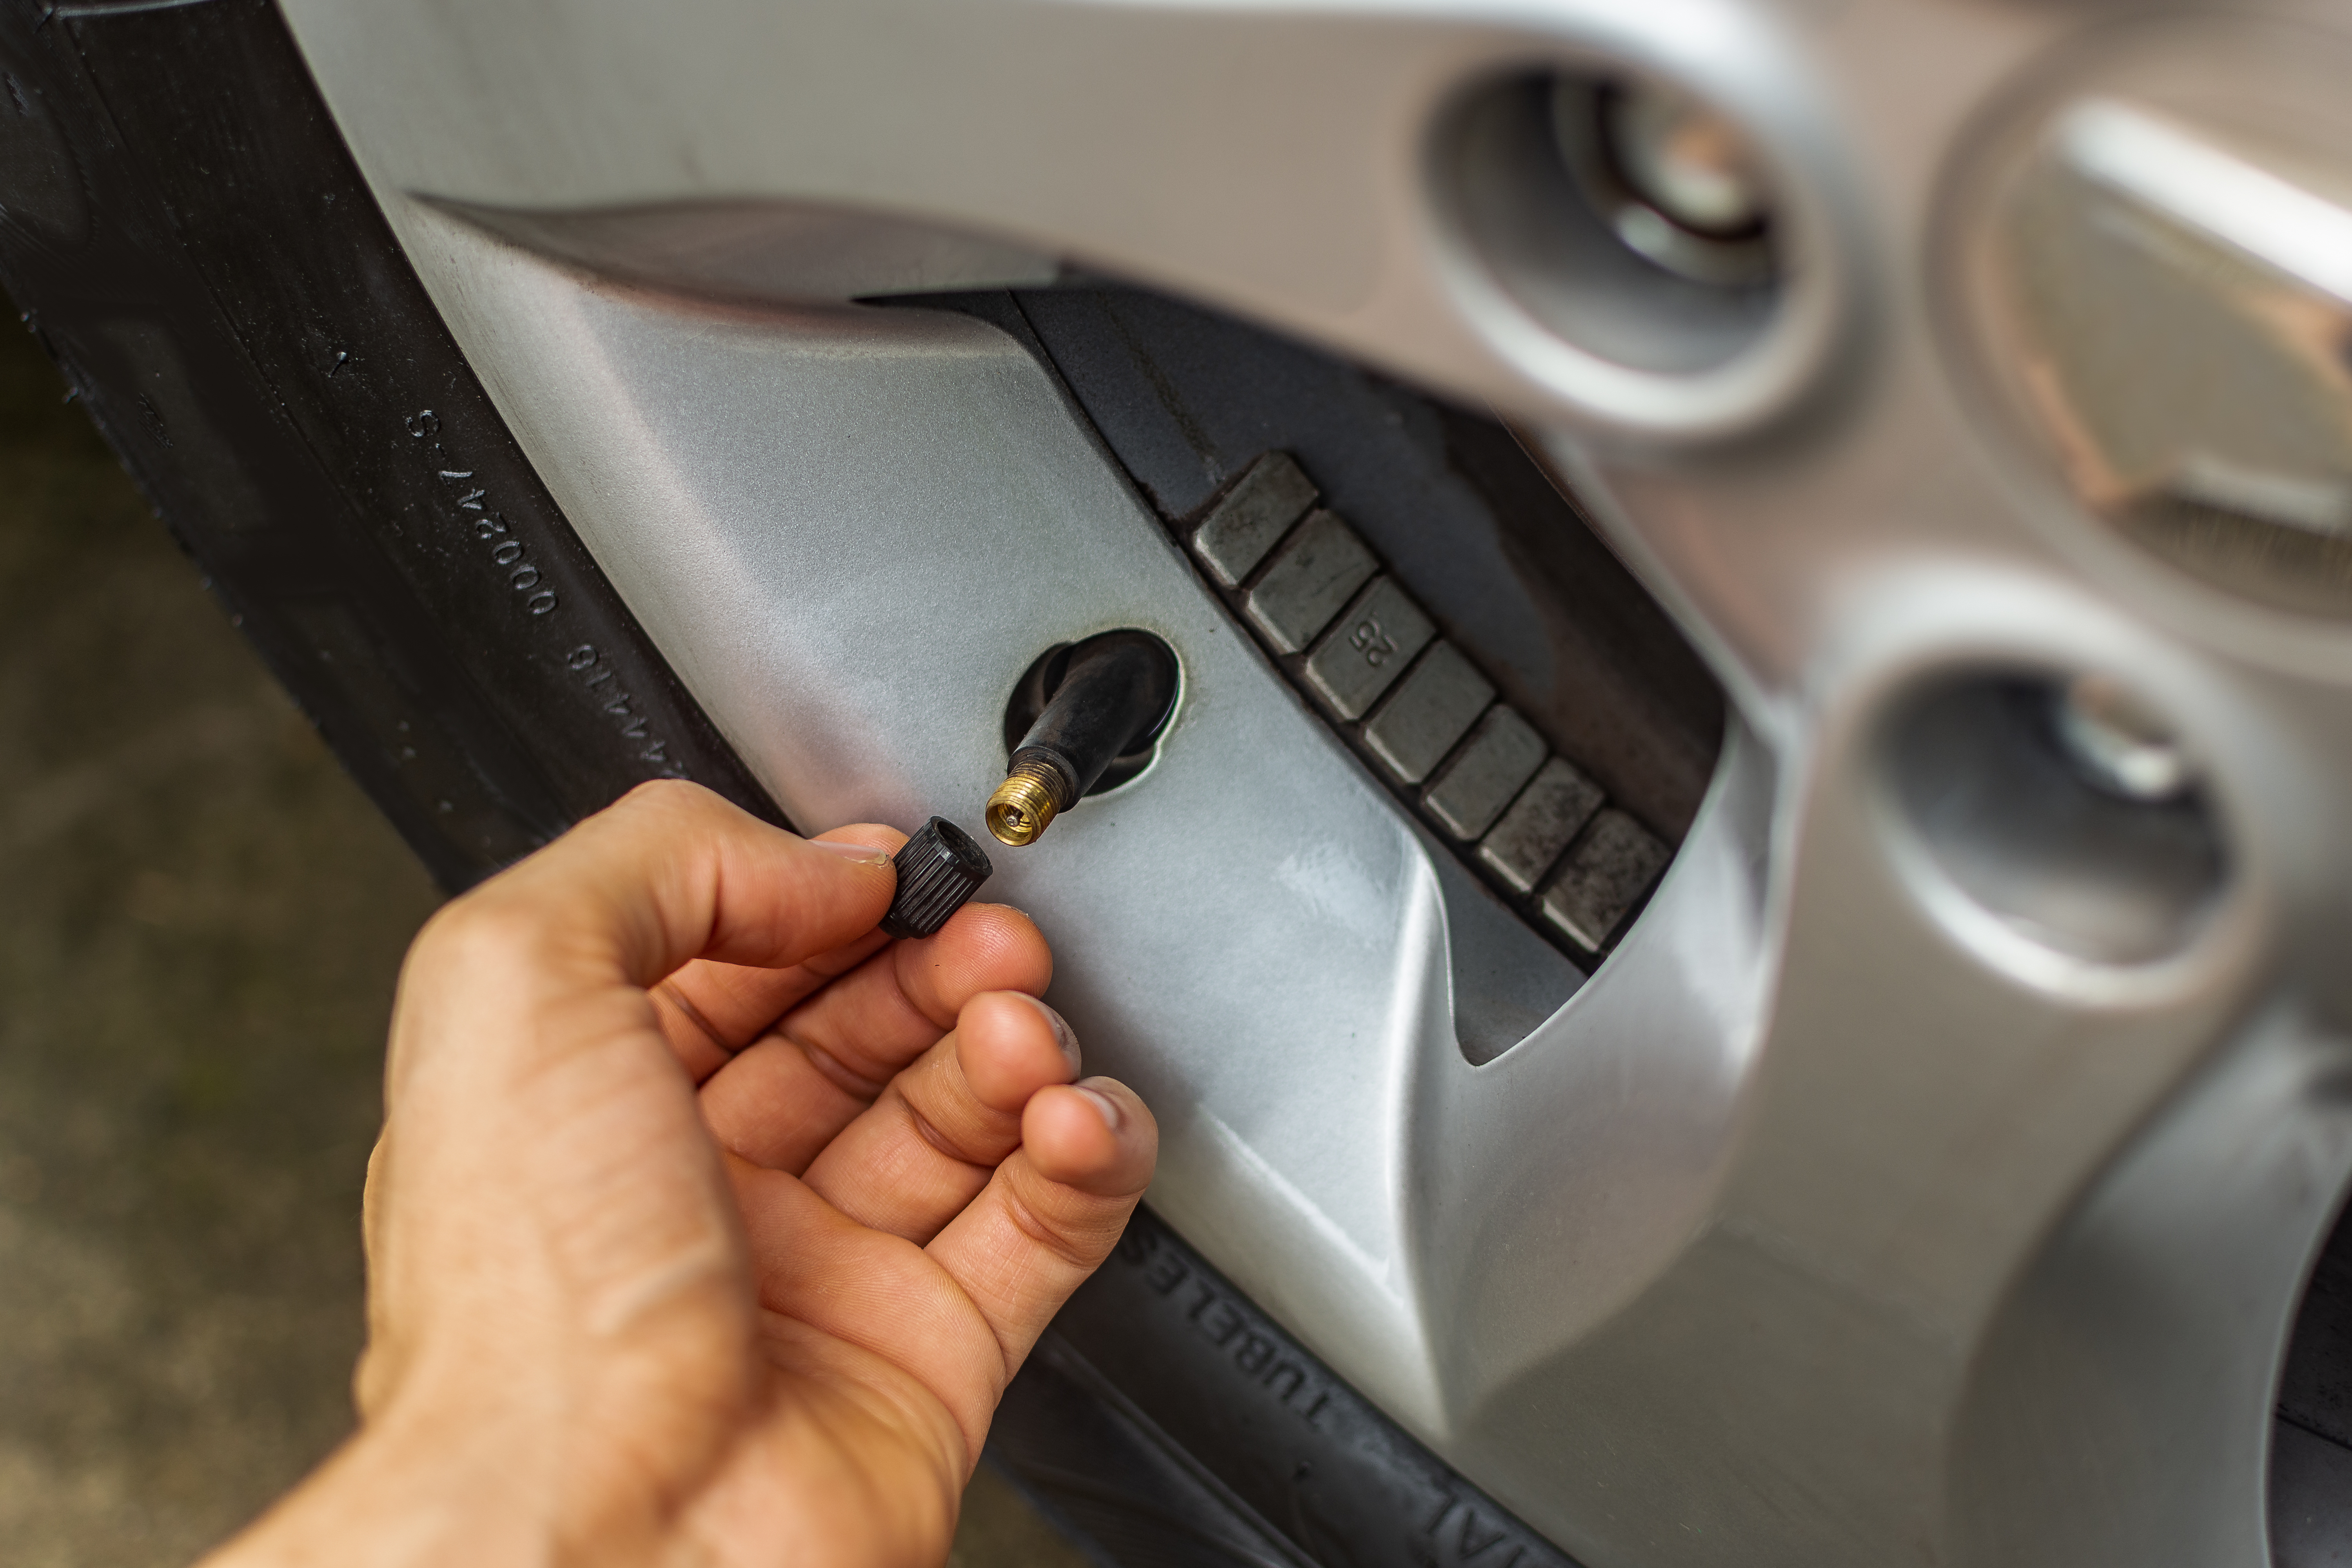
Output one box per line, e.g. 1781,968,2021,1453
201,1401,547,1568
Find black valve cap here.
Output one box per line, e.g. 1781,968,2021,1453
880,817,994,940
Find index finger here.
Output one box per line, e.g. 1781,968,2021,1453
451,780,898,997
652,824,908,1081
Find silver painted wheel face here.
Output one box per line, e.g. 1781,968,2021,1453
1949,15,2352,624
274,2,2352,1564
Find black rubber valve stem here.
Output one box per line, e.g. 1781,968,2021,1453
986,632,1179,847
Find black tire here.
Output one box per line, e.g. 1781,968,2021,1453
0,0,779,892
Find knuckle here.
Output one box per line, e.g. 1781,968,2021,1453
1000,1169,1119,1272
904,1092,1013,1169
617,776,710,814
790,1033,892,1102
407,889,555,980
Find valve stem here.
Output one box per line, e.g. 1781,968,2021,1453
987,758,1073,847
985,631,1179,848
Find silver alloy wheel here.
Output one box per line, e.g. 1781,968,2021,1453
275,3,2352,1563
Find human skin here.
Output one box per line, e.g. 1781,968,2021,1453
200,780,1158,1568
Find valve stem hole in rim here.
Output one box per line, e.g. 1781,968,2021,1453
1000,632,1178,799
1434,67,1786,379
1884,673,2227,966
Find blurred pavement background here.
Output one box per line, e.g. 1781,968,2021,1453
0,320,1080,1568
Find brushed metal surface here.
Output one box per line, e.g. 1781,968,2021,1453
1363,643,1494,784
1247,511,1379,655
1191,452,1316,589
1477,757,1605,895
1304,577,1434,721
1538,807,1669,948
1425,705,1548,842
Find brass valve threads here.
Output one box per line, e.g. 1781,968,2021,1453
986,759,1069,846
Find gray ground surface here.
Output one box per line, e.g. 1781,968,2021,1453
0,322,1081,1568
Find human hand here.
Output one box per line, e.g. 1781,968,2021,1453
203,780,1157,1568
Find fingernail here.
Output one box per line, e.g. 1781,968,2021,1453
809,838,893,866
1073,1080,1123,1132
1024,996,1082,1074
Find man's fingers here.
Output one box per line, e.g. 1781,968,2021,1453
649,826,904,1080
779,903,1052,1069
801,993,1081,1242
696,906,1050,1172
428,782,897,1005
924,1079,1156,1370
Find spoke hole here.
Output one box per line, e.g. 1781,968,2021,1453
1431,69,1784,376
1884,673,2227,965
